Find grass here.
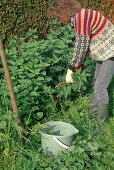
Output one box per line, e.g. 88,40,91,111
0,81,113,170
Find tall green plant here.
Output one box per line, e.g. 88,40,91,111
0,20,95,126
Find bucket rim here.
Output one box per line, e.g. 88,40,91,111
39,121,79,137
40,130,79,138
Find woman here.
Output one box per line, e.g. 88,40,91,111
47,0,114,123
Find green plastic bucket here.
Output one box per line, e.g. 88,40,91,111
40,121,79,156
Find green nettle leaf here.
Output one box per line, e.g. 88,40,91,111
87,142,99,151
18,79,27,84
20,43,27,49
26,32,32,37
18,37,26,42
52,55,60,64
36,82,42,86
9,66,18,71
53,50,62,54
47,34,54,40
31,106,39,112
0,68,4,73
41,71,46,76
37,112,43,119
67,24,72,31
67,145,76,152
0,115,7,120
49,18,59,25
77,147,85,153
0,121,7,129
37,76,44,81
8,60,16,65
26,73,34,78
18,75,26,79
81,76,86,82
31,91,38,96
34,86,39,91
61,168,68,170
42,62,50,67
33,35,38,39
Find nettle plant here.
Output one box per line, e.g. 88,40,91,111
0,19,95,126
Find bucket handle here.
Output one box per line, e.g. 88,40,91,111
53,136,69,149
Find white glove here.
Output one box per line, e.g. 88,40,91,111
66,69,74,83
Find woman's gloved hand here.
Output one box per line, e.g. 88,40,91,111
66,69,74,83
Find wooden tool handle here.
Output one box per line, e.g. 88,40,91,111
0,36,24,145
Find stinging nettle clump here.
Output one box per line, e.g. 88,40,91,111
47,0,82,24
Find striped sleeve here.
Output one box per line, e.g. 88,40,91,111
91,10,108,39
69,9,92,72
69,9,109,72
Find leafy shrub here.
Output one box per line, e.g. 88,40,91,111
0,19,95,126
0,0,52,44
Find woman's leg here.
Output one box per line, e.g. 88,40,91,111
94,58,114,104
94,58,114,122
89,58,114,121
93,61,102,94
89,61,102,115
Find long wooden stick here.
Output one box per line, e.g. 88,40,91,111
0,36,24,145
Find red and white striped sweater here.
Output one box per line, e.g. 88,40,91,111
69,8,114,72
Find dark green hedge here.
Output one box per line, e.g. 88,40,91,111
82,0,113,20
0,0,52,44
0,0,113,46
